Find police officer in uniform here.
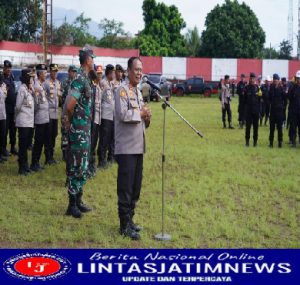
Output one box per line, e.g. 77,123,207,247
288,70,300,148
114,64,124,88
221,75,234,129
236,74,247,128
64,46,94,218
89,67,102,175
61,65,77,161
30,64,49,171
98,64,115,168
244,73,260,147
44,63,61,164
15,68,35,175
115,57,151,240
268,74,285,148
3,60,18,156
0,71,7,163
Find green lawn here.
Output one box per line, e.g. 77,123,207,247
0,96,299,248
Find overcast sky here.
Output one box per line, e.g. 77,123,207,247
53,0,297,54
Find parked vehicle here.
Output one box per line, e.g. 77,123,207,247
173,76,218,97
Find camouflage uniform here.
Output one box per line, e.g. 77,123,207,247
66,68,92,195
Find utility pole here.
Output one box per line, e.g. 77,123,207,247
42,0,53,64
288,0,293,52
298,0,300,59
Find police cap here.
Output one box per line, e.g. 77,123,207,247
4,60,12,68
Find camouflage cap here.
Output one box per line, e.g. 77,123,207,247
68,65,78,72
79,44,96,58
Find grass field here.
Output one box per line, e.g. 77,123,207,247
0,96,299,248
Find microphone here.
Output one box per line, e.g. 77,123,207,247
143,77,161,92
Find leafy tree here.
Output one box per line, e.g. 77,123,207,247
53,13,97,46
0,0,42,42
135,0,187,56
97,18,133,49
278,40,293,59
185,26,201,57
261,47,279,59
200,0,265,58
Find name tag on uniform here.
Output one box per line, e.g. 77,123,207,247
130,100,139,109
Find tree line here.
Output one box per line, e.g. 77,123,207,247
0,0,293,59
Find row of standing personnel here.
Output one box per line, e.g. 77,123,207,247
0,61,62,169
222,72,300,148
0,51,151,241
0,59,126,174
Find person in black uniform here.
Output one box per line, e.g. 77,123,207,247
268,74,286,148
260,76,272,126
244,73,260,147
3,60,18,156
236,74,247,128
281,77,289,127
288,71,300,148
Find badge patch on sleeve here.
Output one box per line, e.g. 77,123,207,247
120,89,127,97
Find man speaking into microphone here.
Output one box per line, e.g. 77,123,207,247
114,57,151,240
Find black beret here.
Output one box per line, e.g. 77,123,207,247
116,64,124,72
36,64,47,71
4,60,12,68
106,64,115,72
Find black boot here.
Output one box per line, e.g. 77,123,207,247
66,194,82,218
24,163,32,174
18,167,28,176
245,140,249,147
119,216,140,240
2,149,10,157
10,146,18,155
228,122,234,129
223,122,226,129
278,141,282,148
269,141,273,148
30,162,44,172
129,211,142,232
97,159,108,169
76,191,92,213
253,140,257,147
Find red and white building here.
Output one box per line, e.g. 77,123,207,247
1,40,300,81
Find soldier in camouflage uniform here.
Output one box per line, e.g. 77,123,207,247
63,46,94,218
61,65,77,161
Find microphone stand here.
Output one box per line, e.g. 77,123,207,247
154,90,203,241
